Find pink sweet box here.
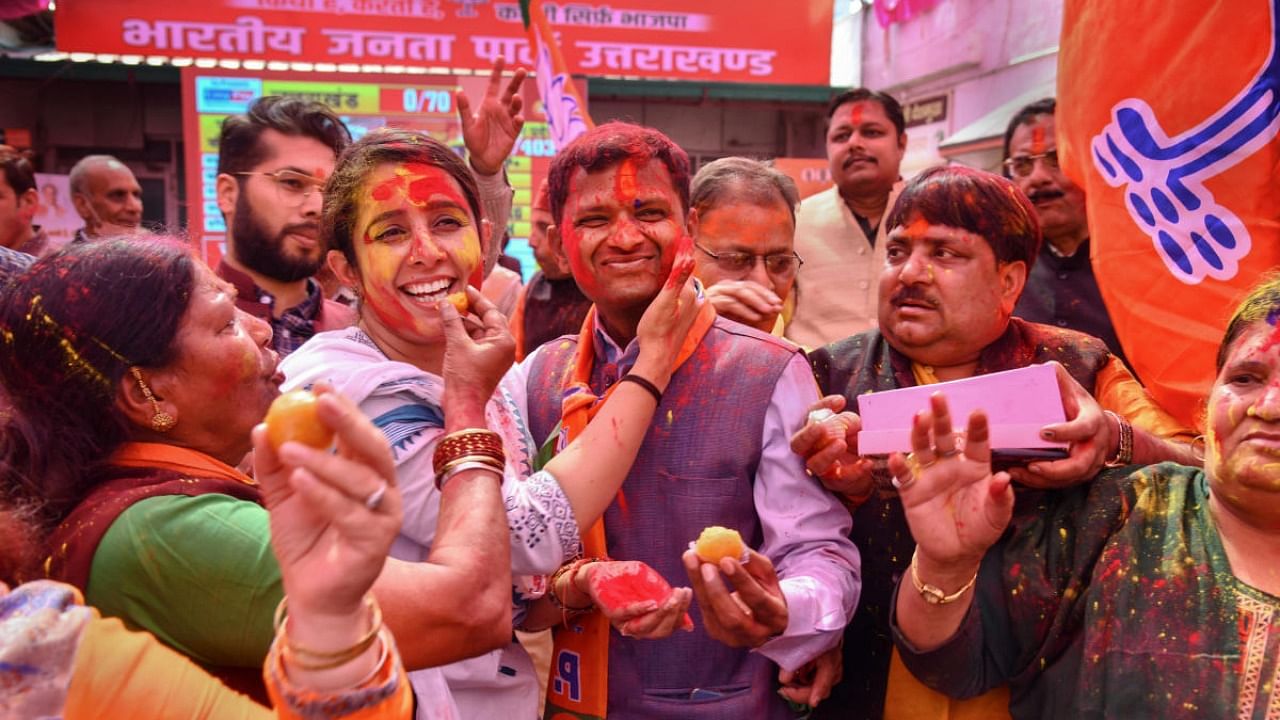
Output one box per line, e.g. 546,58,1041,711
855,363,1069,455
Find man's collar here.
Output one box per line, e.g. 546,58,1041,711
590,313,640,366
215,259,263,305
214,260,322,318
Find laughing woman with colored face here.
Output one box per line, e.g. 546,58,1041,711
279,129,701,718
889,275,1280,719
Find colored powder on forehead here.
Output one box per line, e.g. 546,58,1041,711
616,158,638,204
905,216,931,237
1031,125,1047,154
407,175,465,205
1261,320,1280,353
850,104,863,125
370,176,400,202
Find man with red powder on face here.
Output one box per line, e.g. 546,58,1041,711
503,121,860,719
1003,98,1128,368
792,165,1197,720
787,88,907,349
214,62,525,356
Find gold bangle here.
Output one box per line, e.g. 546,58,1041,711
548,557,603,614
274,595,383,670
909,549,978,605
435,454,505,489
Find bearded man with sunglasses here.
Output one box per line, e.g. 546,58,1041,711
689,157,804,337
1003,98,1127,366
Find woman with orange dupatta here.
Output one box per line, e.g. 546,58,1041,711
1,384,413,718
0,237,522,716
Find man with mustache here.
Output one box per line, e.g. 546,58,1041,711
793,166,1196,720
1004,98,1127,366
787,89,906,348
214,64,523,356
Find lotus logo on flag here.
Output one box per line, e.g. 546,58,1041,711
1090,0,1280,285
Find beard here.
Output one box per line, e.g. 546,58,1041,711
230,192,322,283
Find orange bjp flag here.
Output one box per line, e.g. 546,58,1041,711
1057,0,1280,430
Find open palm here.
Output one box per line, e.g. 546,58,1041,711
890,393,1014,568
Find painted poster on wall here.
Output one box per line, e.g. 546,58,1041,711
33,173,79,250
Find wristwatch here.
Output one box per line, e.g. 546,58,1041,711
910,550,978,605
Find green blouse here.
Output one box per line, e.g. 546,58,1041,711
894,462,1280,719
85,493,282,668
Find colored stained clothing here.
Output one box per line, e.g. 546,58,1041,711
216,260,356,357
280,326,580,719
44,444,459,718
14,225,51,258
806,318,1193,720
1014,238,1129,367
515,314,860,719
892,463,1280,719
786,183,902,349
510,271,592,361
0,579,412,719
482,265,524,318
0,243,34,280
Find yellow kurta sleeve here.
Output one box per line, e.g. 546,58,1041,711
65,615,269,720
66,615,413,720
1093,356,1199,439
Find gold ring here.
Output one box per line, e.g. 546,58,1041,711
905,451,935,478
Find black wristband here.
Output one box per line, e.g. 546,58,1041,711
618,373,663,403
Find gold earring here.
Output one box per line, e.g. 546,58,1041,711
1191,435,1206,462
130,367,175,433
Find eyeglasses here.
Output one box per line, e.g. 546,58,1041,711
695,242,804,277
1002,150,1060,178
235,170,326,207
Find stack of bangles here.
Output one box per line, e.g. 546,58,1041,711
273,595,387,674
433,428,506,490
548,556,605,622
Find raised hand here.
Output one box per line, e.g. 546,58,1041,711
253,385,402,619
1008,361,1111,488
890,393,1014,571
457,58,527,176
789,394,874,500
682,547,788,648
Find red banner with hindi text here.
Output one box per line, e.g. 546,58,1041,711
56,0,834,86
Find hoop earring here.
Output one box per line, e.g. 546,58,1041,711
1191,435,1206,463
130,367,175,433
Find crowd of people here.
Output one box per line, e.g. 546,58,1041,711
0,59,1276,720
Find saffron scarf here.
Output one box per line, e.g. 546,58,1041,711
543,301,716,720
108,442,257,485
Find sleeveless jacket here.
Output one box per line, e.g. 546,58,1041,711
526,317,800,720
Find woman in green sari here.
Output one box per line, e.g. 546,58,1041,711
890,275,1280,719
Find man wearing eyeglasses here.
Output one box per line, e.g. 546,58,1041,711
214,95,357,355
213,63,524,356
1003,98,1127,365
689,157,803,337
